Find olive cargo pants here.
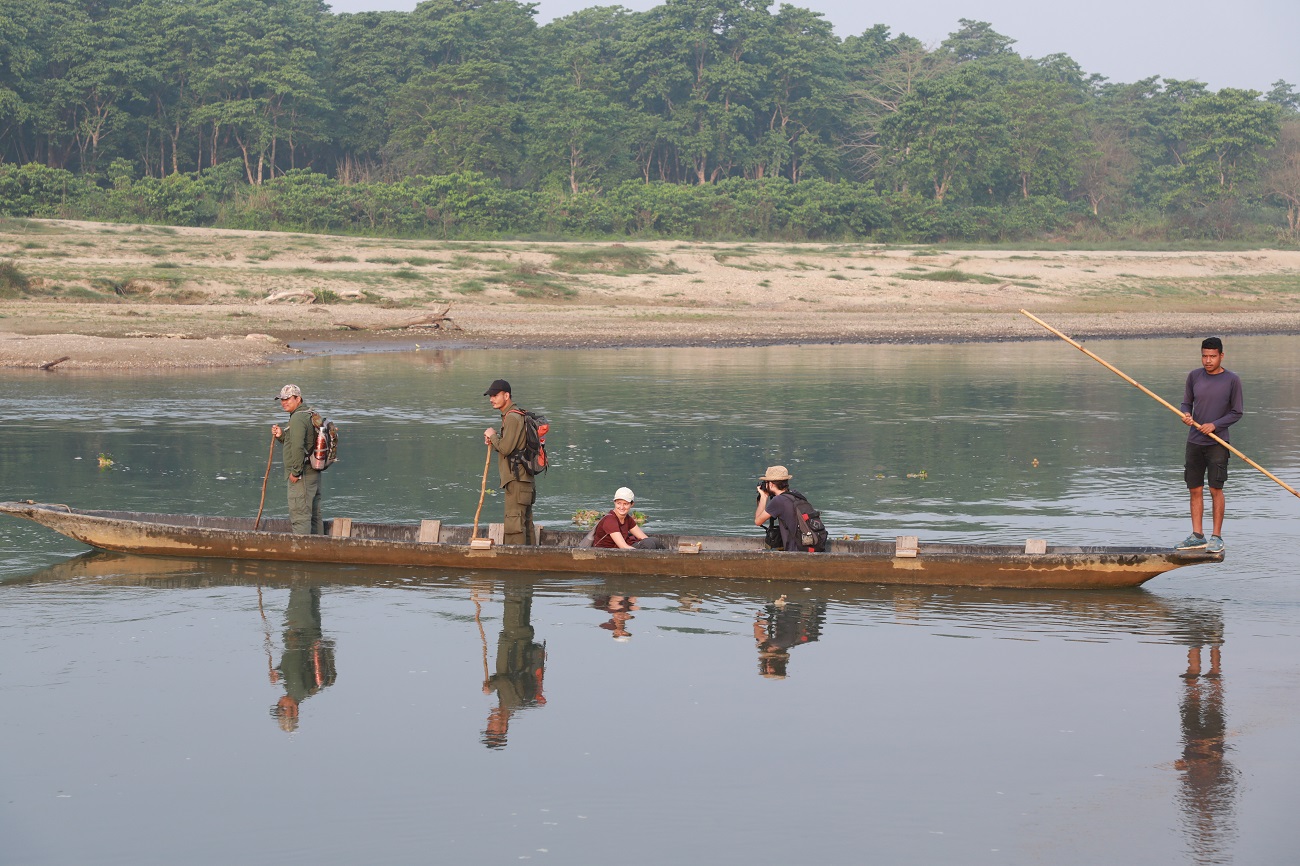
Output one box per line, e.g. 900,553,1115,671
503,479,535,545
287,468,323,535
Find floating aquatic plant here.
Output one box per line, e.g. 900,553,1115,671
572,509,648,528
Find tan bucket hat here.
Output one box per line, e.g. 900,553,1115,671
759,465,792,482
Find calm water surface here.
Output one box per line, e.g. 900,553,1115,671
2,338,1299,866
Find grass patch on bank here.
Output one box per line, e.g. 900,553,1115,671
547,246,685,275
0,260,31,297
713,249,780,271
895,269,1004,284
1079,274,1300,307
482,263,577,299
152,288,209,304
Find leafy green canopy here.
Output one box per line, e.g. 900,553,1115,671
0,0,1293,241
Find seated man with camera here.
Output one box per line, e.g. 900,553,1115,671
753,465,828,553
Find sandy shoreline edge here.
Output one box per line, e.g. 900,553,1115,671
6,310,1300,370
3,220,1298,369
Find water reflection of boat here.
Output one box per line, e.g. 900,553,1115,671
0,502,1223,590
10,551,1237,857
9,551,1220,641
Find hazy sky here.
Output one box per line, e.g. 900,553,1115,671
325,0,1298,94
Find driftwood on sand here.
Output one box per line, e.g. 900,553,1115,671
261,289,317,304
333,305,462,332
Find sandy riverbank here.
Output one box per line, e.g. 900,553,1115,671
2,219,1298,369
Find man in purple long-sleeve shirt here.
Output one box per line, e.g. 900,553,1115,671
1176,337,1243,553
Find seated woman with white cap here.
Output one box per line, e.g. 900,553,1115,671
591,487,666,550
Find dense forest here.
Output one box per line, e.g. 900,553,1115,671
1,0,1298,242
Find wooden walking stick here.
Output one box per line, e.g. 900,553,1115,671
254,431,277,530
470,443,494,548
1021,309,1300,500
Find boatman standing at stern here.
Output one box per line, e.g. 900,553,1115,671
483,379,537,545
271,384,323,535
1176,338,1243,554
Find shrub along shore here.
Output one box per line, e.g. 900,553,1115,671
3,163,1297,246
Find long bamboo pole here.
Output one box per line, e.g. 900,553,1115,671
1020,309,1299,500
472,444,492,539
254,432,277,530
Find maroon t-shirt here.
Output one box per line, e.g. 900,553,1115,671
592,511,637,548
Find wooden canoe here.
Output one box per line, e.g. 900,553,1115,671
0,501,1223,590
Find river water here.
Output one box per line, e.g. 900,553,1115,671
2,337,1298,865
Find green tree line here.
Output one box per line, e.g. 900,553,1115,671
1,0,1298,241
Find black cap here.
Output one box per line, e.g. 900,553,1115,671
483,379,511,396
1201,337,1224,352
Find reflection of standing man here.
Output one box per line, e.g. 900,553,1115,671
482,587,547,749
1175,338,1243,554
271,384,323,535
482,379,536,545
753,598,826,679
270,586,337,732
1175,650,1237,861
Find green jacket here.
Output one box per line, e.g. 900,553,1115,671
282,404,315,479
489,400,531,487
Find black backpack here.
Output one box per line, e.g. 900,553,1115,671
507,408,550,475
788,490,829,552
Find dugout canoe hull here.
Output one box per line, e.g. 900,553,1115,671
0,501,1223,590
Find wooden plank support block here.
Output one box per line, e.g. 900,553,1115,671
329,517,353,538
677,541,703,554
418,519,442,544
895,535,919,558
487,523,505,545
1025,538,1048,555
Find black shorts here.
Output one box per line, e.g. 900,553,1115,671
1185,442,1229,490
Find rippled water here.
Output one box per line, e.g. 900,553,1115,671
2,338,1298,865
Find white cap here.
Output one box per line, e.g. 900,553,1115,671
614,486,635,503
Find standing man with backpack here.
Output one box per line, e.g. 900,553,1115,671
271,384,323,535
483,379,537,545
754,465,828,552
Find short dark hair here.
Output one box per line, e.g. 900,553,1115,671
1201,337,1224,352
767,479,789,492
